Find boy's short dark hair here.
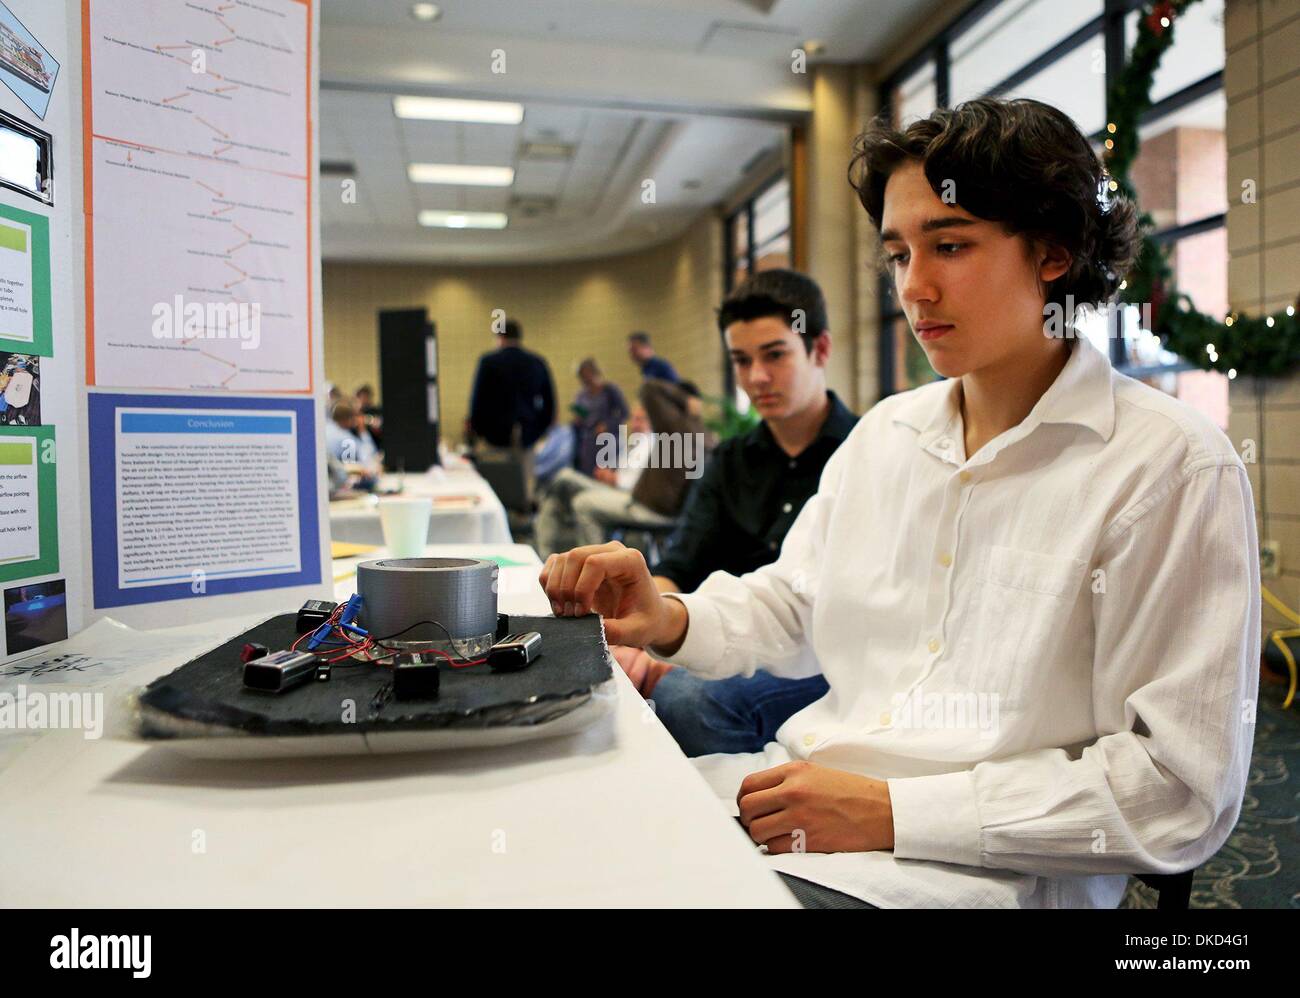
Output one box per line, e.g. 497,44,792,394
501,318,522,340
628,331,651,346
848,97,1139,313
717,269,828,353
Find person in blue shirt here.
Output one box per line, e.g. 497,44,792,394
628,331,679,384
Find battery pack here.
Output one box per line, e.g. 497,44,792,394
243,649,321,693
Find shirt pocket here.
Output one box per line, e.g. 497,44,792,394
962,545,1089,710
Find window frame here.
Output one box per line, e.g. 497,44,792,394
876,0,1225,398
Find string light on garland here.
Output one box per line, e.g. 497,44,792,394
1104,0,1300,379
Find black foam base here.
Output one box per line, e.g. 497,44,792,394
137,613,610,738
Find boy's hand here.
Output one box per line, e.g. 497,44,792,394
737,762,895,854
540,541,687,651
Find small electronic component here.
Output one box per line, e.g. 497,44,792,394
393,656,441,700
243,649,322,693
296,600,338,634
307,594,365,651
496,612,510,640
240,642,268,664
487,631,542,673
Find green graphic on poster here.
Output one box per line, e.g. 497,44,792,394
0,201,52,357
0,424,57,582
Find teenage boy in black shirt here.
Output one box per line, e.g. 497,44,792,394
612,269,857,756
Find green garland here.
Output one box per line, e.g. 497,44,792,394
1105,0,1299,378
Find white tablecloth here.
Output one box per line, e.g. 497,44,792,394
329,466,512,547
0,543,795,907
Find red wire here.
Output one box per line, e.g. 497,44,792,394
288,604,489,670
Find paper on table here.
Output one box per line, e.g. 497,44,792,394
0,616,244,696
330,540,379,559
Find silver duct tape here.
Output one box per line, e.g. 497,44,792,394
357,558,499,643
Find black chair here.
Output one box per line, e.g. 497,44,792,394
1134,869,1194,909
471,447,535,541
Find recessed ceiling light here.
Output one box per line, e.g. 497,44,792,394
408,163,514,186
519,141,573,160
419,210,507,229
803,39,826,56
393,96,523,124
411,3,441,22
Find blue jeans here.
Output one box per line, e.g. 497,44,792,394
649,668,830,757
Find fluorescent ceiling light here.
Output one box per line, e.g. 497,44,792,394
410,4,441,22
394,96,523,124
408,163,515,186
419,210,508,229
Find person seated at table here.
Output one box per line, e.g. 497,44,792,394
610,269,856,758
572,357,630,477
325,401,381,488
535,406,653,556
542,97,1258,908
533,419,577,489
354,383,383,448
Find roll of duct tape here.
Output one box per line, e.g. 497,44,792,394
357,557,499,655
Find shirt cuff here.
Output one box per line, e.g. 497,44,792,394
652,592,729,678
887,769,983,868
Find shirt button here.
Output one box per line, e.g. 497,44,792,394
937,437,952,449
927,638,941,654
769,541,778,551
803,733,816,747
782,502,793,514
959,471,972,484
788,459,797,469
939,552,952,567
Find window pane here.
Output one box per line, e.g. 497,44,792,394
730,209,750,289
754,232,790,273
999,33,1107,136
1171,225,1227,318
1126,0,1224,104
893,58,936,126
1175,369,1228,429
1130,90,1226,231
950,0,1103,106
752,177,789,248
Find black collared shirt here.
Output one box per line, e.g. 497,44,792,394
653,391,858,593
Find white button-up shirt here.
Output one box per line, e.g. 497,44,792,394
665,335,1260,908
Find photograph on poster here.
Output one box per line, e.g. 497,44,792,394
3,577,65,654
0,351,38,424
0,1,57,120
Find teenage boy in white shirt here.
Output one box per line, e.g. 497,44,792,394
541,97,1260,908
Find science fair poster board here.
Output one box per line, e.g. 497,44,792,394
82,0,313,393
87,393,321,609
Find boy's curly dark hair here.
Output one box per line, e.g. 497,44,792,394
848,98,1140,312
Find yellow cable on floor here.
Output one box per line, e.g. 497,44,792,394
1262,586,1298,710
